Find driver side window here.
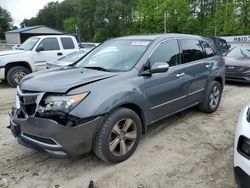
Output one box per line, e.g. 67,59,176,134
150,40,181,67
37,38,60,51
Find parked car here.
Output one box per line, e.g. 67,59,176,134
224,46,250,83
9,34,225,163
234,104,250,188
0,35,79,87
47,50,86,69
79,42,99,52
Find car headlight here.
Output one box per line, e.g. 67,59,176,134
41,92,89,113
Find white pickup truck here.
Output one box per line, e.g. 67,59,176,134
0,35,79,87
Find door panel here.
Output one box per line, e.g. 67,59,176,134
180,39,212,104
145,66,190,121
144,39,190,122
32,37,63,71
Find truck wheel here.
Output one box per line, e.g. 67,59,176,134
199,81,222,113
6,66,30,87
94,108,142,163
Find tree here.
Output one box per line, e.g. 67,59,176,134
20,0,250,42
0,6,13,39
63,17,77,34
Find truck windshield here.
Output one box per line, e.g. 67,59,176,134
19,37,40,51
76,40,151,72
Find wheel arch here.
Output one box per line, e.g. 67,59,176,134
109,103,147,134
214,76,224,90
5,61,32,77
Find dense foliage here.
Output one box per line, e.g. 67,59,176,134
17,0,250,42
0,6,13,40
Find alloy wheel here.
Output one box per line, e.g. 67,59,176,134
209,85,220,109
108,118,137,156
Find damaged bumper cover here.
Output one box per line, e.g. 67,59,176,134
9,108,103,157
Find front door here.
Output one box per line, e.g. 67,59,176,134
144,39,190,122
32,37,63,71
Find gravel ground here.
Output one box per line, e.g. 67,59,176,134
0,81,248,188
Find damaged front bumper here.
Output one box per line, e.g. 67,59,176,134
9,108,103,157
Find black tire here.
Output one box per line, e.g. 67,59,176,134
6,66,30,87
94,108,142,163
199,81,222,113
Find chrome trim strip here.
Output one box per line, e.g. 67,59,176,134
151,95,187,110
187,88,205,96
150,88,205,110
21,132,62,148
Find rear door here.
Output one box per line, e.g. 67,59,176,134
32,37,63,71
179,39,213,104
60,37,78,56
145,39,190,122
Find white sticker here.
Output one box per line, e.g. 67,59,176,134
131,41,149,46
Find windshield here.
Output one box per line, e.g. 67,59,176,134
76,40,151,71
19,37,40,51
226,46,250,59
59,50,86,62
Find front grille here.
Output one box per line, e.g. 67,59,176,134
23,133,57,145
226,65,249,73
17,87,40,116
19,95,37,115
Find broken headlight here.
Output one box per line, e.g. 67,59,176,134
40,92,89,113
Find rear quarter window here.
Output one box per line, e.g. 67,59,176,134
181,39,204,63
60,37,75,49
201,41,216,57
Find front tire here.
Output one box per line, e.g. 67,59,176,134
94,108,142,163
199,81,222,113
6,66,30,87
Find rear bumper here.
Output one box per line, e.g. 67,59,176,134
234,167,250,188
9,108,103,157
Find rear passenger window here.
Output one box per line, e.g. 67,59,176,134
37,38,60,51
181,39,204,63
150,40,181,67
201,41,215,57
61,37,75,49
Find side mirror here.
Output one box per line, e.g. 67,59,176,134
151,62,169,74
226,44,231,49
36,46,44,52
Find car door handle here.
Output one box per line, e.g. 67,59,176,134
176,73,185,78
205,64,211,68
57,52,63,56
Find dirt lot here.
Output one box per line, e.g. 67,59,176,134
0,81,248,188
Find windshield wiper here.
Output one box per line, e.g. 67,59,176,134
83,66,112,72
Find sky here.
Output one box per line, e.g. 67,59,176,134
0,0,64,27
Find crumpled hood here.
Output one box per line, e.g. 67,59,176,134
19,67,119,93
0,50,26,56
48,60,74,68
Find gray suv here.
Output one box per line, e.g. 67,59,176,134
9,34,225,163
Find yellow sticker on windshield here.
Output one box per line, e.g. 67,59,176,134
131,41,149,46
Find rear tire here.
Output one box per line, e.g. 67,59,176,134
94,108,142,163
199,81,222,113
6,66,30,87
